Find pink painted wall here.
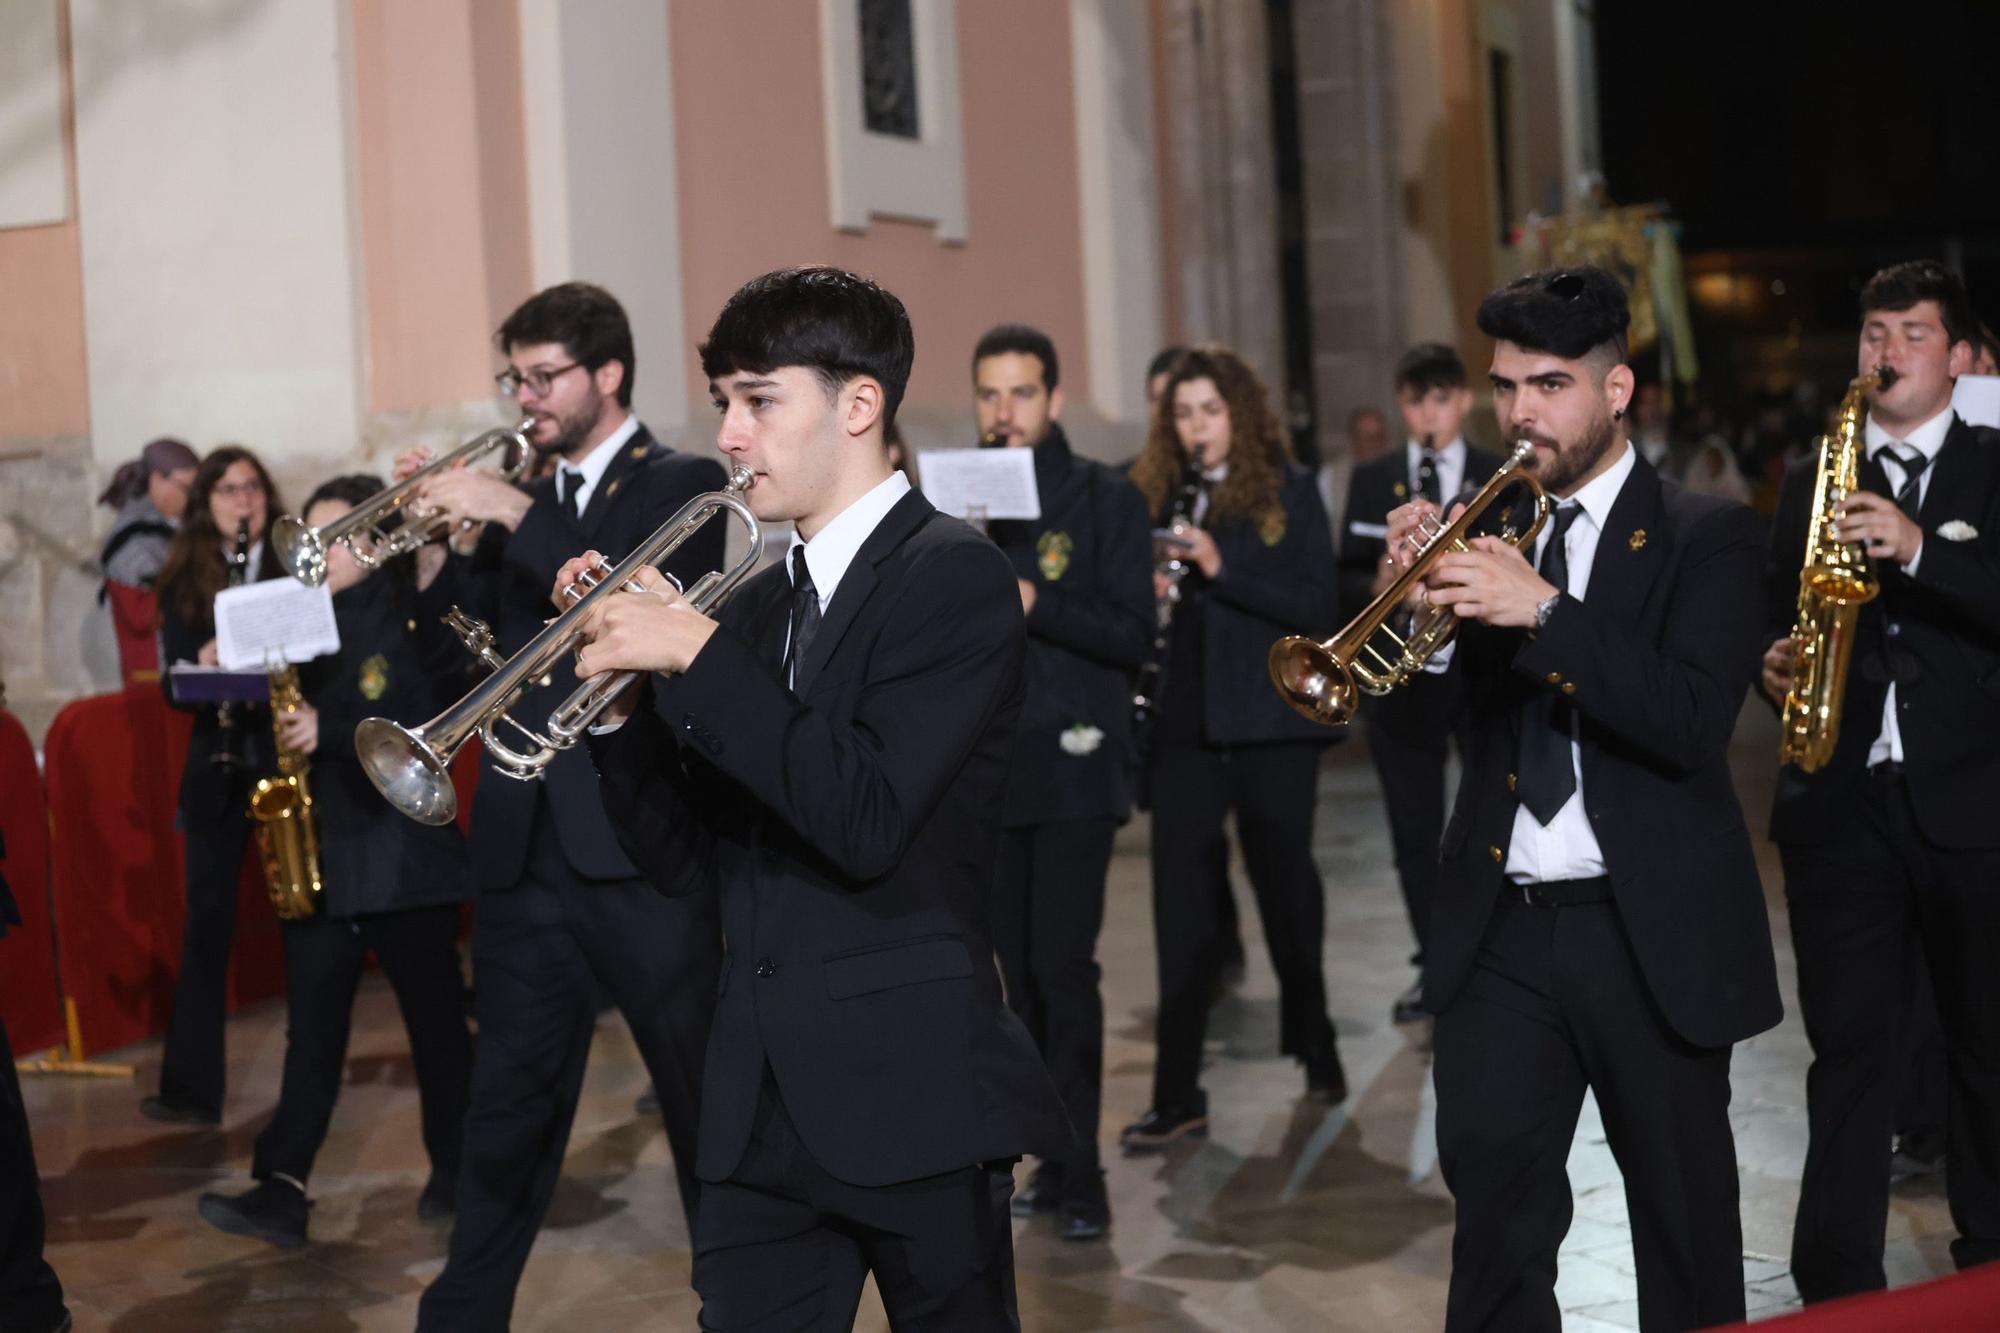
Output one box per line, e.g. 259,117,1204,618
0,2,88,442
670,0,1090,413
352,0,529,413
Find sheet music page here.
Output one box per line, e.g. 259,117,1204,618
1953,373,2000,429
214,579,341,670
915,447,1042,521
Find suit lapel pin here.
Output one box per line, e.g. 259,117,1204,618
1939,519,1979,542
605,478,622,499
1628,528,1647,551
1392,480,1408,499
629,444,647,459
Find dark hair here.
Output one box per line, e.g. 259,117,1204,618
1394,342,1468,395
157,446,286,629
496,282,636,408
1981,322,2000,363
700,265,915,426
1146,345,1190,382
303,473,386,514
1859,261,1977,349
1476,266,1631,362
98,436,199,509
971,323,1059,390
1129,343,1290,525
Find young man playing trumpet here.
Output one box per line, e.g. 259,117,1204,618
1761,260,2000,1301
564,266,1070,1327
1389,267,1779,1332
404,282,726,1331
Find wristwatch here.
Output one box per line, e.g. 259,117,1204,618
1534,592,1562,629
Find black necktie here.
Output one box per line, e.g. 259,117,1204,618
782,546,821,686
1888,447,1929,520
1516,503,1584,826
558,468,582,523
1417,449,1442,506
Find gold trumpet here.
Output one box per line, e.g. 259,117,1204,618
355,465,761,825
1269,438,1551,725
1778,366,1892,771
272,418,535,586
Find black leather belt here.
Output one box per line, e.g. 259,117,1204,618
1506,875,1613,908
1868,760,1905,782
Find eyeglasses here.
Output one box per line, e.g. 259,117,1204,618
496,361,584,399
212,480,266,500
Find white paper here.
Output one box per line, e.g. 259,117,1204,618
916,448,1042,521
1953,374,2000,429
214,579,340,670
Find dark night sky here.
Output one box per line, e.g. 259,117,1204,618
1594,2,2000,255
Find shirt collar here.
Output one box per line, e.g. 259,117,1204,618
1405,435,1465,462
559,413,640,496
786,470,913,604
1864,404,1955,463
1562,438,1637,534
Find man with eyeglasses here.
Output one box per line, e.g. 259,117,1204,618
400,282,727,1331
1386,267,1779,1331
1760,260,2000,1302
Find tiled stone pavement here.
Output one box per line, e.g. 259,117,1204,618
19,705,1959,1329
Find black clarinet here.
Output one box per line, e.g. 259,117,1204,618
1131,445,1208,728
211,517,252,772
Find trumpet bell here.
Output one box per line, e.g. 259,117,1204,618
1269,635,1360,726
356,718,459,826
272,514,328,587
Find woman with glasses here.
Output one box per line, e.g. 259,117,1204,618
1119,345,1348,1153
143,446,288,1126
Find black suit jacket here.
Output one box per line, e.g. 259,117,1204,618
1427,455,1783,1050
446,425,726,891
1170,463,1343,745
989,427,1154,827
588,488,1072,1187
1337,443,1503,744
1763,414,2000,849
298,573,473,917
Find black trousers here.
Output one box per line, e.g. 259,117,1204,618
251,904,471,1187
1148,740,1335,1113
1895,949,1949,1154
692,1072,1020,1331
0,1018,67,1331
1365,717,1455,968
1782,770,2000,1300
990,818,1115,1172
159,800,255,1114
1433,897,1745,1333
418,799,719,1332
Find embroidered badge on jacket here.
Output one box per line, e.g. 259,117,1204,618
358,653,390,701
1259,512,1288,547
1628,528,1647,551
1037,530,1074,581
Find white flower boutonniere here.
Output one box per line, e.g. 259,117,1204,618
1060,724,1104,756
1938,519,1980,543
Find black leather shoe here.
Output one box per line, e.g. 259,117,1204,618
417,1174,456,1220
1391,977,1427,1025
1010,1161,1064,1217
1119,1106,1209,1153
1058,1169,1110,1241
1304,1043,1348,1104
198,1179,309,1249
140,1094,220,1126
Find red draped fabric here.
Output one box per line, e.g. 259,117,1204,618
1735,1263,2000,1329
0,708,61,1053
42,691,283,1057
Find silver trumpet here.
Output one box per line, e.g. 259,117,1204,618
356,464,761,825
271,418,536,586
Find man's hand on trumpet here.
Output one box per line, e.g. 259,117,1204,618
1381,497,1468,611
1423,536,1559,630
550,555,719,727
393,444,534,535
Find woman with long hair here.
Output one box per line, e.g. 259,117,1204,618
143,446,287,1125
1120,345,1348,1152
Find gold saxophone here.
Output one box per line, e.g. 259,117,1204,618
1778,366,1894,772
251,664,324,919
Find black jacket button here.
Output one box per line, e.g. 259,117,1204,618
755,958,777,978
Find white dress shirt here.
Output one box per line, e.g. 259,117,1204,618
1862,404,1953,767
781,470,913,682
554,414,640,516
1406,435,1469,506
1503,441,1638,884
